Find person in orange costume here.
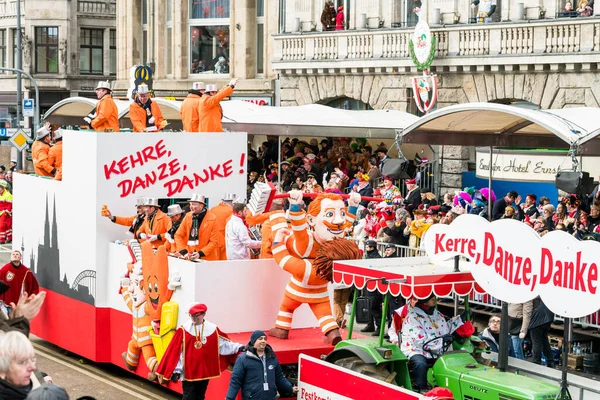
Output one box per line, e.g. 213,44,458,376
180,82,204,132
31,122,55,178
267,190,361,345
85,80,120,132
103,197,147,239
48,129,63,181
271,228,361,345
198,78,238,132
136,197,171,248
120,261,158,381
129,84,167,132
174,194,220,261
164,204,185,254
209,193,236,260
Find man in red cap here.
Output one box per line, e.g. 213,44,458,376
156,302,243,399
404,178,421,216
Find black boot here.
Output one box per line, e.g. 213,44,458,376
360,323,375,333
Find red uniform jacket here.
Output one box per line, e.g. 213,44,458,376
0,263,39,305
156,321,236,381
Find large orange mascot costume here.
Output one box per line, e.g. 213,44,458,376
121,241,181,380
268,190,361,345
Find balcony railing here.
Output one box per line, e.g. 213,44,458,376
0,1,17,18
273,18,600,71
77,1,116,15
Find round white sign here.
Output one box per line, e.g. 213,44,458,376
412,21,433,65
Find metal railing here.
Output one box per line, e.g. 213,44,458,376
77,1,116,14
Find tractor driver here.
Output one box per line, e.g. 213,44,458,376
400,294,468,392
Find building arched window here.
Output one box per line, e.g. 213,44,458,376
325,97,372,110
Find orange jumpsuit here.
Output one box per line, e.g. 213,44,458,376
31,141,54,177
48,140,63,181
91,94,120,132
129,101,165,132
272,242,337,335
137,210,171,248
197,86,233,132
269,205,356,333
122,290,158,372
209,203,233,260
180,93,202,132
174,210,220,260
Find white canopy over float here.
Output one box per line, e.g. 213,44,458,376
402,102,600,154
42,97,419,139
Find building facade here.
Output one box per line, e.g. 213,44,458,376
0,0,117,126
271,0,600,194
115,0,277,103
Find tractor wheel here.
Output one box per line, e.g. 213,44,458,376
334,356,397,384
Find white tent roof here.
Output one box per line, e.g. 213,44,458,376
43,98,418,139
43,97,130,126
402,103,600,155
221,101,419,138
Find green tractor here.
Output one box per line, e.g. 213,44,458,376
327,257,561,400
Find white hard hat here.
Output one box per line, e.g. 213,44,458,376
136,196,147,207
222,193,237,202
95,80,112,91
36,125,51,139
137,84,150,95
144,197,159,207
188,194,206,204
205,84,217,92
167,204,184,216
192,82,205,91
53,129,63,140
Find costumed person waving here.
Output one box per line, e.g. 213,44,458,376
156,303,244,399
129,84,167,132
268,190,362,345
401,294,469,392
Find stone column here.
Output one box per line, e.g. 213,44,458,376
154,0,166,79
172,0,188,80
233,0,256,78
440,145,470,195
103,27,111,77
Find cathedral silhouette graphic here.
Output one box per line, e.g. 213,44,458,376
28,194,95,305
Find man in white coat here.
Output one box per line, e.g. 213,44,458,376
225,202,262,260
401,294,466,392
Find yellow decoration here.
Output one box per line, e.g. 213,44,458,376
149,301,179,362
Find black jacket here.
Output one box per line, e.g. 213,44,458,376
365,249,381,259
0,314,30,337
404,189,421,215
226,346,294,400
358,185,373,208
0,378,31,400
529,298,554,330
382,222,409,246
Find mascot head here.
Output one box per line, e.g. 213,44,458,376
140,241,173,321
307,193,349,243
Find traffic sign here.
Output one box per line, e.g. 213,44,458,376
0,128,6,138
8,129,31,151
23,99,34,117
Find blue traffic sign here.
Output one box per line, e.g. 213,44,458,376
24,99,33,109
0,128,6,137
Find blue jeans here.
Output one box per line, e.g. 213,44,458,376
409,354,431,390
511,335,525,360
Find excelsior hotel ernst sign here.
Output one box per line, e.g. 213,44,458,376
476,148,600,182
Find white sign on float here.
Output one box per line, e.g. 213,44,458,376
422,215,600,318
476,148,600,182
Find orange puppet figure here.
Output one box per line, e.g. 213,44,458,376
140,241,181,332
268,190,362,345
120,261,158,380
